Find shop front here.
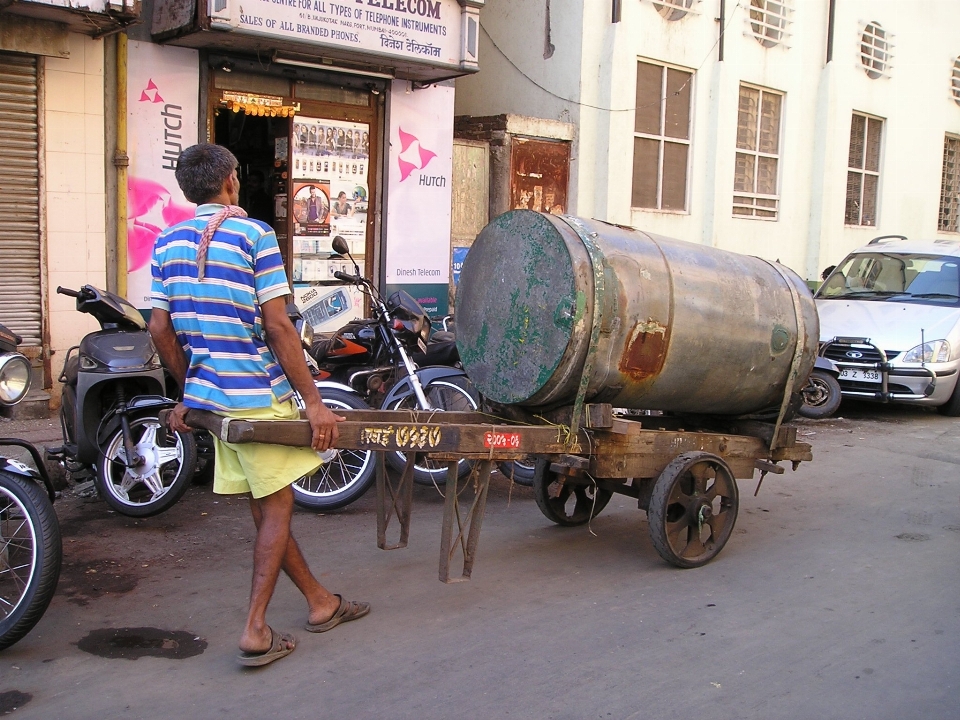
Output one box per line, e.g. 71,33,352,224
125,0,483,325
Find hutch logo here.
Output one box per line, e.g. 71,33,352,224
397,127,439,183
139,79,164,103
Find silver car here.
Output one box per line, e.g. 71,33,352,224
815,235,960,416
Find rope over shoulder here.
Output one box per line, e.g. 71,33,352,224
198,205,248,281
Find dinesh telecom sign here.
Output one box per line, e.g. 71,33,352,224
208,0,481,72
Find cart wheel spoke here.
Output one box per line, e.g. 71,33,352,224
690,463,713,494
665,515,690,549
648,452,739,568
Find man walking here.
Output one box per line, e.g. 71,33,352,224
149,143,369,667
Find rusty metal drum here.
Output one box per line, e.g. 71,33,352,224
455,210,819,416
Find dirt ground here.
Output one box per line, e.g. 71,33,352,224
1,402,958,719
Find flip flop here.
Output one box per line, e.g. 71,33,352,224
237,628,296,667
304,594,371,633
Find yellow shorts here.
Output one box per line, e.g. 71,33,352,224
212,396,323,499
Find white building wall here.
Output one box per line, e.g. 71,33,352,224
456,0,960,282
43,32,106,388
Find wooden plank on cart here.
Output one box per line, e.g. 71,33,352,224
176,409,586,457
590,427,811,479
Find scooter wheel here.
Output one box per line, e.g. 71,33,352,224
94,413,197,518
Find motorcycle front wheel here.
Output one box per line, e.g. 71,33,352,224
95,413,197,518
386,376,479,486
0,471,62,651
293,388,376,511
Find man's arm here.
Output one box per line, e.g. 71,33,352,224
260,296,344,452
148,308,192,432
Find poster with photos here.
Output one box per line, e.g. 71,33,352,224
292,117,369,256
291,180,330,238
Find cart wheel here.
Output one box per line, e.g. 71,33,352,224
647,452,738,568
532,457,612,527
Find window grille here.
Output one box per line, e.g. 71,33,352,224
651,0,699,22
860,22,893,79
747,0,792,48
940,135,960,233
732,85,783,220
631,61,693,211
845,113,883,226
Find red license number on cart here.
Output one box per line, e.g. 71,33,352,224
483,431,521,449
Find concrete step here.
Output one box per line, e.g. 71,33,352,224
0,388,52,421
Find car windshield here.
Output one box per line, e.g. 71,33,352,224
816,252,960,307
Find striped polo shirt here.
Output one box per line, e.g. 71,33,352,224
151,204,294,412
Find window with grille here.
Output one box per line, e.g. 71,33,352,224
732,85,782,220
860,22,892,79
940,135,960,233
652,0,698,22
951,57,960,105
631,61,692,212
748,0,791,48
845,113,883,226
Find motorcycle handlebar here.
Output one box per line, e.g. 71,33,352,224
333,271,363,284
56,286,83,298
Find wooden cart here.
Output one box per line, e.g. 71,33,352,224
180,404,812,582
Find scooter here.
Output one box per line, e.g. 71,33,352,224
310,236,479,486
0,323,61,651
46,286,196,517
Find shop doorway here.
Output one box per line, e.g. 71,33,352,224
214,110,289,251
208,67,381,332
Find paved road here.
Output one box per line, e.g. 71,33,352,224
1,403,958,719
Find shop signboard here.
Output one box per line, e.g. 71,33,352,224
126,41,200,310
207,0,479,72
384,80,453,317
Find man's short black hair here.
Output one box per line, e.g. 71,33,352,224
175,144,238,204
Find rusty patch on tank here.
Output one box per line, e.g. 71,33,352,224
619,319,669,381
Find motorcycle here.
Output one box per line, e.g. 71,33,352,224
799,356,843,419
46,286,196,517
0,323,61,651
309,236,479,486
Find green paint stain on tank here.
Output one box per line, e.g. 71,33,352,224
455,210,580,404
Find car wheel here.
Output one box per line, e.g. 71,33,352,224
937,378,960,416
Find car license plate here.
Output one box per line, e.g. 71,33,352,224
839,367,881,383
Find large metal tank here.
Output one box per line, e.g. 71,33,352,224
456,211,819,416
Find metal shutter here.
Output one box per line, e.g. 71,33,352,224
0,52,42,347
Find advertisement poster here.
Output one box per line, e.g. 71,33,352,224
291,116,369,323
291,117,369,255
293,284,362,334
126,42,200,309
384,80,454,317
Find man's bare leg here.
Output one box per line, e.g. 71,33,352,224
248,486,341,629
238,485,304,653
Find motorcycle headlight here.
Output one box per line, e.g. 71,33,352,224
902,340,951,364
0,353,32,406
299,319,315,349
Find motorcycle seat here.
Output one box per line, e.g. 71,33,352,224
310,334,339,361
